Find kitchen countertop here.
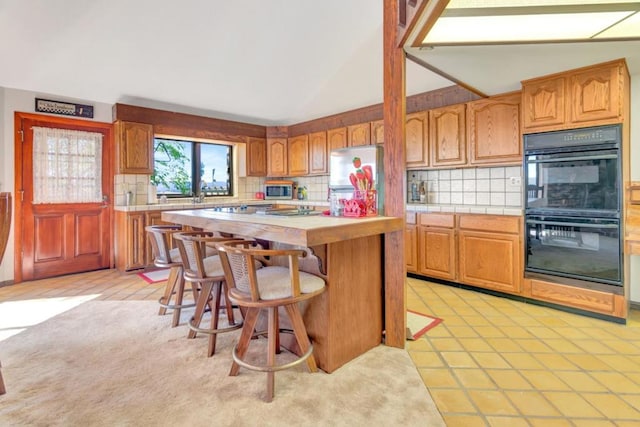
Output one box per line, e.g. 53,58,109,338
162,208,403,247
114,198,522,216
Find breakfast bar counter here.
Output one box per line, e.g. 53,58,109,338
162,208,404,373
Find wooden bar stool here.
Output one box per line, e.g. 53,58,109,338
173,231,242,357
216,240,326,402
146,225,193,327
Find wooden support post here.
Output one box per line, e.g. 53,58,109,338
383,0,407,348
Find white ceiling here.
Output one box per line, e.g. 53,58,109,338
0,1,638,126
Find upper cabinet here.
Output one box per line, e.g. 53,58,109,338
522,59,628,133
308,131,328,175
371,120,384,145
267,137,288,177
429,103,466,168
287,135,309,176
467,92,522,166
327,127,347,151
405,111,429,169
246,137,267,177
115,121,153,174
348,123,371,146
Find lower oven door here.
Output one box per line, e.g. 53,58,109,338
525,215,621,286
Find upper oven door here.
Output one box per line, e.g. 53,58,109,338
525,146,620,216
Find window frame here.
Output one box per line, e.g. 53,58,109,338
152,136,233,198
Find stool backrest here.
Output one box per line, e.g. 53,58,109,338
217,240,308,301
145,225,182,266
173,231,231,279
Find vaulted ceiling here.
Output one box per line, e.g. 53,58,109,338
0,1,638,126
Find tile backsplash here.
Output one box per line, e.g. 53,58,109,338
115,174,330,206
407,166,523,208
116,167,520,208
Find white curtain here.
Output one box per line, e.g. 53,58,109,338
32,127,103,204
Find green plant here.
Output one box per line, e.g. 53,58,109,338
151,140,191,195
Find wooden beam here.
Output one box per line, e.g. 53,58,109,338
383,0,407,349
112,103,267,142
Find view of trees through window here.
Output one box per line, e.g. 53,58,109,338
152,138,232,197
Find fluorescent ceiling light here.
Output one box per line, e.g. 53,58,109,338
420,0,640,46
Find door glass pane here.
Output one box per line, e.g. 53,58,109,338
32,127,103,204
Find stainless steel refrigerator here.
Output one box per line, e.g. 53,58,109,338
329,145,383,216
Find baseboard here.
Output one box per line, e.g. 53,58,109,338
631,301,640,311
0,279,15,288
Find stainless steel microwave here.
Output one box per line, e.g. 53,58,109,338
264,180,294,200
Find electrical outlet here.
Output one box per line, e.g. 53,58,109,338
509,176,522,185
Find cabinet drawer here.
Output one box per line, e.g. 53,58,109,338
458,214,520,234
419,213,454,228
526,278,625,317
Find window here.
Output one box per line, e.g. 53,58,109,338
32,127,103,204
152,138,232,197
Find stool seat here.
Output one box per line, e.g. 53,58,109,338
233,266,325,302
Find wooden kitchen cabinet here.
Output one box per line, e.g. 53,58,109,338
246,137,267,177
405,212,418,273
267,137,288,177
429,103,466,168
467,92,521,165
327,127,347,151
405,111,429,169
287,134,309,176
115,121,154,174
418,213,456,281
114,211,147,271
371,120,384,144
522,59,628,133
309,131,328,175
458,214,522,294
348,122,371,146
115,209,181,271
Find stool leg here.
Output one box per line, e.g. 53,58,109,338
207,281,223,357
158,266,181,315
222,281,236,325
188,280,214,339
284,304,318,373
266,306,278,402
171,273,187,327
0,361,5,395
230,307,260,377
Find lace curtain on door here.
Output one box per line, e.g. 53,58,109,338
32,127,103,204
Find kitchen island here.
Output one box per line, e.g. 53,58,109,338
162,208,404,373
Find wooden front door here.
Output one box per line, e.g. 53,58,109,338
14,113,113,282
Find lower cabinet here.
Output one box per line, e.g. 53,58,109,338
405,224,418,274
115,210,178,272
418,213,456,281
458,215,522,294
412,213,522,293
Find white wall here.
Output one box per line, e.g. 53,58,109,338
0,87,112,283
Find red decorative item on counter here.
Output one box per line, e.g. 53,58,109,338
341,189,377,217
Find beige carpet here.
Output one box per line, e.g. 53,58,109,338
0,300,445,426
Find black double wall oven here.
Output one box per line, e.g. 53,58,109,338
524,125,622,293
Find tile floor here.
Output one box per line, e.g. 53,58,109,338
406,276,640,427
1,269,640,426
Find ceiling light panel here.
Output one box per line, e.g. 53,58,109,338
424,11,634,44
